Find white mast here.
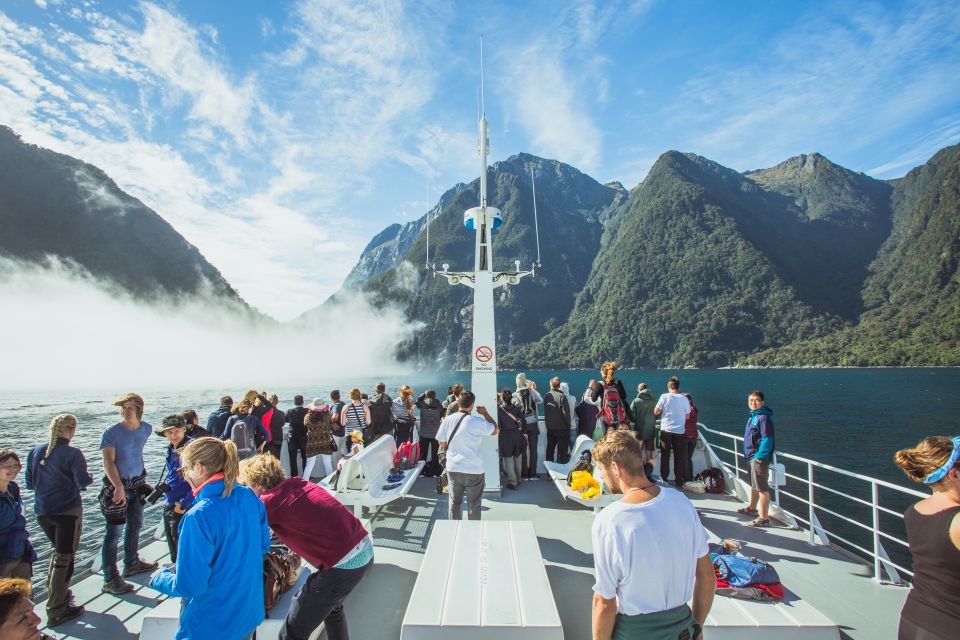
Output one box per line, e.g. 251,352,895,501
432,36,536,493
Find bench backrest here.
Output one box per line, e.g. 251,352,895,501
333,435,396,492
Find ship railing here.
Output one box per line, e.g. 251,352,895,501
697,423,925,585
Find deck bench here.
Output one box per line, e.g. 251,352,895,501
318,434,425,519
543,435,618,513
704,587,839,639
402,520,563,639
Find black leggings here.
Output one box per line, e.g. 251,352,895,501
37,514,80,553
163,507,185,562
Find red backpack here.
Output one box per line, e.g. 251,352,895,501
601,384,626,426
393,441,421,471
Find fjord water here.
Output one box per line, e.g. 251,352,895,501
4,368,957,587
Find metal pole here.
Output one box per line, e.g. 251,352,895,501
808,462,816,545
872,481,882,582
773,452,781,507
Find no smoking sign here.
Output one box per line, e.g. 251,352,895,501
475,345,493,363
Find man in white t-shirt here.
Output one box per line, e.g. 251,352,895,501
654,376,691,487
591,431,714,639
436,390,499,520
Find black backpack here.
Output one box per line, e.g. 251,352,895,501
519,388,536,418
369,395,394,435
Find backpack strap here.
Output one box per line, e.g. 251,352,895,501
447,413,469,446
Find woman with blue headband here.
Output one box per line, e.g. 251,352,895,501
894,435,960,640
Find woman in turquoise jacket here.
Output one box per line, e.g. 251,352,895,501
150,438,270,640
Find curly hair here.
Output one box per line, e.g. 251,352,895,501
239,454,285,492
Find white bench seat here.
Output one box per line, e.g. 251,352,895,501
318,435,425,518
543,435,618,513
402,520,563,639
704,588,839,639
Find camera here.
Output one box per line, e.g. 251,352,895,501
145,482,170,505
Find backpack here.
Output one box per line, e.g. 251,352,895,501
369,395,395,435
566,450,594,486
696,467,725,494
601,383,625,426
519,388,536,418
393,441,421,472
263,544,302,615
231,417,256,459
712,553,780,587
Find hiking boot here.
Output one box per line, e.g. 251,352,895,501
101,575,135,595
123,559,159,577
47,603,84,627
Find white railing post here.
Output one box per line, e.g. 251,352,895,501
871,481,882,582
733,438,740,483
807,461,816,545
773,452,781,507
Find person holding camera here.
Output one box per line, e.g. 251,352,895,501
99,392,158,595
153,415,194,562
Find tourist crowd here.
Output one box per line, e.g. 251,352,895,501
0,366,956,640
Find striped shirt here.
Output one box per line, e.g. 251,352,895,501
343,402,366,435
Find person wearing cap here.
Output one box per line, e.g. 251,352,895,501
156,415,194,562
304,398,337,477
99,392,157,595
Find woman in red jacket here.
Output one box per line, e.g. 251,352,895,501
240,454,372,640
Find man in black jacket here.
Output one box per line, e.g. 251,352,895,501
285,395,309,477
205,396,233,439
544,377,572,464
367,383,394,443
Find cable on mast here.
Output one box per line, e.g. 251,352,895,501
531,168,542,268
425,181,430,270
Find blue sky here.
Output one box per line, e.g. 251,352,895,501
1,0,958,320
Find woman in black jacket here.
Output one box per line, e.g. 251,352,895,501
498,389,526,490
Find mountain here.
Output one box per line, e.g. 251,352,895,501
0,126,248,307
326,153,625,368
743,144,960,366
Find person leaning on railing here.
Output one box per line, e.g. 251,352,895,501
894,435,960,640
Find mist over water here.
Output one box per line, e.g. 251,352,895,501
0,258,418,390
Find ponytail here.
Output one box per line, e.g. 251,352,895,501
182,438,240,497
43,414,77,466
894,436,958,485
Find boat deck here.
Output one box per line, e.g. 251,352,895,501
36,476,906,640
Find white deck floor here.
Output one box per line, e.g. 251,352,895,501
36,476,907,640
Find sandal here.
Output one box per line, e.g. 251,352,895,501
747,518,770,528
736,506,758,516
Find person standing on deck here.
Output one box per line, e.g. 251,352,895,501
628,383,657,464
544,377,572,464
241,455,372,640
99,392,158,594
329,390,346,453
151,438,269,640
155,415,193,564
265,394,286,459
682,394,699,486
576,386,600,439
392,385,416,447
206,395,233,438
340,388,370,455
513,373,542,480
436,391,499,520
739,390,775,527
654,377,691,487
894,435,960,640
591,431,714,640
498,389,526,490
26,414,93,627
286,396,309,478
416,390,444,477
559,381,578,449
0,451,34,581
181,410,210,439
367,383,394,444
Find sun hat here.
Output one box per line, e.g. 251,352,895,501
308,398,326,411
155,414,186,436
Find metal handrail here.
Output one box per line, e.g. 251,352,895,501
698,423,924,584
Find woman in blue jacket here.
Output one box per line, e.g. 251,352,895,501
150,438,270,640
25,413,93,627
0,450,35,581
154,414,194,562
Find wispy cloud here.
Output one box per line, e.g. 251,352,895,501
657,1,960,175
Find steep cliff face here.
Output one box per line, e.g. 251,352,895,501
0,126,247,307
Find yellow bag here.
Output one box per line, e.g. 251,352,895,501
570,470,594,492
580,485,600,500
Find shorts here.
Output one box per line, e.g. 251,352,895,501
750,458,770,492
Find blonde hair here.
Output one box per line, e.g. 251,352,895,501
243,389,259,404
239,454,285,492
113,392,144,419
349,387,362,401
600,361,618,384
593,430,646,477
398,385,413,401
42,414,77,465
181,438,240,497
894,436,959,485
